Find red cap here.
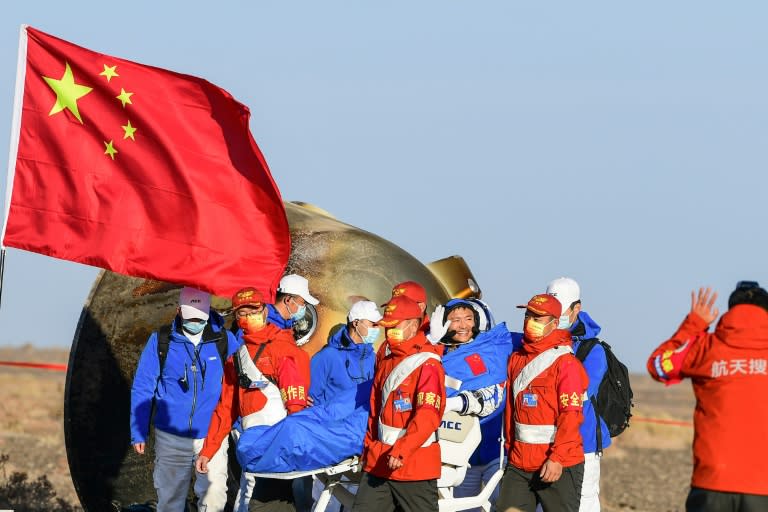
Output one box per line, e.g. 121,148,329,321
390,281,427,304
517,293,562,318
232,287,265,310
379,295,424,327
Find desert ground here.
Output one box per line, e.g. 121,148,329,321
0,345,696,511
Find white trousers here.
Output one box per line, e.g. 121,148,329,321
453,457,503,512
153,429,229,512
579,452,601,512
234,472,256,512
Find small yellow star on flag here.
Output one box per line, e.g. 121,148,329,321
116,88,133,108
122,120,137,141
42,62,93,124
104,140,118,160
99,64,119,82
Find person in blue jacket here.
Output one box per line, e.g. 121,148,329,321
547,277,611,512
309,299,381,404
130,286,240,512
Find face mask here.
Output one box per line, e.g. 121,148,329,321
386,328,405,342
360,327,380,345
289,299,306,321
237,311,267,333
558,314,571,329
524,318,553,340
182,319,206,335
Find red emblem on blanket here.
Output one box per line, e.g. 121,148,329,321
465,353,487,376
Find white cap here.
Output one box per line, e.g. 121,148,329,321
348,300,383,323
546,277,581,311
179,287,210,321
277,274,319,305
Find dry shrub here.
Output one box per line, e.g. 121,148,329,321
0,453,81,512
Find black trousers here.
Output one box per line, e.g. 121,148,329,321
351,472,438,512
686,487,768,512
248,477,295,512
496,463,584,512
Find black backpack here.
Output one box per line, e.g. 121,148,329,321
575,338,634,454
156,322,230,374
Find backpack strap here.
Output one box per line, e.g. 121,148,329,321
234,341,272,388
591,394,603,455
156,324,172,376
574,338,599,362
215,326,229,369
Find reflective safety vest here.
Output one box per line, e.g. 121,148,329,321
378,352,441,448
512,346,573,444
235,345,288,429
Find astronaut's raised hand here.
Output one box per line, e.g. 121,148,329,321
427,305,450,344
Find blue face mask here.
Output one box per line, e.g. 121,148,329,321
290,299,307,321
557,314,571,329
182,319,207,335
361,327,380,345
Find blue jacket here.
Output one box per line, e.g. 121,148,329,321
130,311,239,443
267,303,293,330
570,310,611,453
309,327,375,404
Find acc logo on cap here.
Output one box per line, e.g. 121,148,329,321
392,287,405,297
384,303,398,315
238,290,255,299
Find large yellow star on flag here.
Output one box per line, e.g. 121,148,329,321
43,62,93,124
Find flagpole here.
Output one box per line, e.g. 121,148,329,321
0,25,29,308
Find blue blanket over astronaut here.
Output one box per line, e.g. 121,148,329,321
237,323,514,473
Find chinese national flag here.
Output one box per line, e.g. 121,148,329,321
2,26,290,298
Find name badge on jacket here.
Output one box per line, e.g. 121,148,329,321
394,391,412,412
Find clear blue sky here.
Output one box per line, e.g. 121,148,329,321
2,2,767,371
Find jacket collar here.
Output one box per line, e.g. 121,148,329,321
570,310,602,341
267,303,293,330
521,328,572,354
172,310,225,344
242,323,284,346
386,332,429,359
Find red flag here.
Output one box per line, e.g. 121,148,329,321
2,26,290,299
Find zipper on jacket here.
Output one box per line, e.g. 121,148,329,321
188,344,200,434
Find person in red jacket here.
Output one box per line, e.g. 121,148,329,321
195,287,310,512
352,295,446,512
647,283,768,511
497,293,588,512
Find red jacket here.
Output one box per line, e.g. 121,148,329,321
200,324,310,459
363,332,446,481
505,329,588,472
647,305,768,495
